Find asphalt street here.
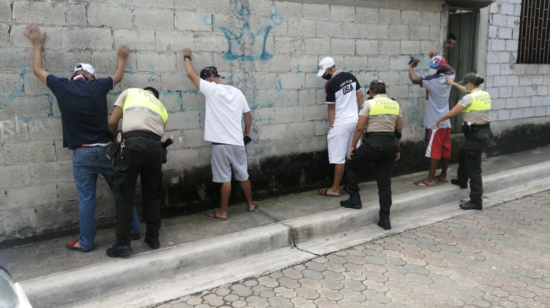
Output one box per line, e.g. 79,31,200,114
156,190,550,308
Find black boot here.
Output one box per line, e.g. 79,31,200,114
451,178,468,189
340,194,362,209
377,216,391,230
106,244,133,258
459,201,482,210
144,237,160,250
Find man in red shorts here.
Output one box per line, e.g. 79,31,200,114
409,56,455,186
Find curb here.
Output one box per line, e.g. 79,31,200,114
21,161,550,308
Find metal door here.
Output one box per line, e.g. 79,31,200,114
448,11,480,131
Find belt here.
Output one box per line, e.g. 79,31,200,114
123,130,161,141
365,132,395,138
78,145,103,149
212,142,230,145
474,123,490,129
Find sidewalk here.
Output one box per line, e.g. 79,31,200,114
2,145,550,308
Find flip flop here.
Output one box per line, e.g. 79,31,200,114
248,202,259,213
207,212,227,221
66,239,91,252
318,189,340,197
435,176,449,183
413,180,436,187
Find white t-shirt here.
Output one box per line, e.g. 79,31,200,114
421,71,455,128
199,79,251,146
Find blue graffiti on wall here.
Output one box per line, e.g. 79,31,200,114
219,7,283,62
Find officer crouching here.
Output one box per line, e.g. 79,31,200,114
341,80,402,230
106,87,169,257
432,73,492,210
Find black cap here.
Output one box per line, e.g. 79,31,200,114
200,66,223,80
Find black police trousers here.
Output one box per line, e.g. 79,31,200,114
457,128,492,205
345,136,399,218
114,136,163,246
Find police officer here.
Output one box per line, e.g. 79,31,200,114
106,87,169,257
341,80,402,230
432,73,492,210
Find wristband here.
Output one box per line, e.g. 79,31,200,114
184,55,192,61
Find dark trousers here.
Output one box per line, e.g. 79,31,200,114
114,137,163,246
457,128,492,205
345,136,398,218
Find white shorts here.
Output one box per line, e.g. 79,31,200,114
327,122,357,164
211,144,249,183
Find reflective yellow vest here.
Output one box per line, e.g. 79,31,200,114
368,96,400,118
462,90,491,114
123,88,168,125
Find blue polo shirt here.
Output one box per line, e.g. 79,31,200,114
46,75,114,149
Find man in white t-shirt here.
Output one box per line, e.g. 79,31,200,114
183,48,258,221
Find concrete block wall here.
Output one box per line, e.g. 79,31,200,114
485,0,550,123
0,0,471,243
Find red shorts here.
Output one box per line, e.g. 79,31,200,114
425,128,451,159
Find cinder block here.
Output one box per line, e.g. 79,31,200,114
409,26,431,40
175,12,213,32
401,41,421,54
275,38,303,55
356,7,379,24
246,0,273,17
13,1,66,26
506,16,520,28
487,52,499,64
510,108,523,119
88,4,132,29
379,41,400,55
505,40,518,51
156,31,194,52
378,71,400,86
0,165,31,187
274,106,303,123
368,56,390,71
196,0,231,14
365,25,389,40
492,98,506,110
0,72,23,98
339,23,361,39
164,111,200,131
290,56,319,74
92,51,137,75
31,160,73,184
278,73,306,90
537,65,550,75
488,26,498,38
304,38,330,55
487,87,500,99
498,52,511,63
500,86,512,97
259,124,286,141
300,135,326,152
54,140,72,161
64,28,113,51
57,182,79,203
10,25,65,50
28,118,64,141
183,129,208,148
532,75,544,85
195,34,230,53
490,39,505,51
113,30,155,51
421,11,440,26
287,20,316,38
389,25,410,40
160,72,195,92
512,86,525,98
303,105,327,121
493,75,507,87
500,64,514,75
379,9,401,25
331,39,355,55
356,40,378,55
497,109,511,121
506,75,519,86
0,24,8,48
3,141,56,166
420,41,439,54
491,14,507,27
7,183,57,209
134,9,174,30
501,3,515,15
401,11,421,26
0,0,11,22
136,52,177,73
512,28,520,40
314,120,329,136
45,50,92,72
275,1,302,20
537,86,549,96
514,4,522,16
67,4,87,26
303,3,330,21
331,5,355,22
286,121,314,138
497,27,512,39
316,21,344,38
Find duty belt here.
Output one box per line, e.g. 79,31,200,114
123,130,161,141
365,132,395,138
474,123,490,129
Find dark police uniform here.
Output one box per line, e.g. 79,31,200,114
111,88,168,254
455,88,492,209
342,93,401,230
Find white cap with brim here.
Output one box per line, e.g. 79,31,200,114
317,57,335,77
74,63,96,76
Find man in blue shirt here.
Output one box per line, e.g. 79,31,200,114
24,25,141,252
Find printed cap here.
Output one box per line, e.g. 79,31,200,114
317,57,335,77
200,66,223,80
428,56,447,68
74,63,96,75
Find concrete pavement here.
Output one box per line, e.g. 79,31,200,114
1,145,550,307
158,190,550,308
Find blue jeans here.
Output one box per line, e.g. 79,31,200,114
72,146,141,251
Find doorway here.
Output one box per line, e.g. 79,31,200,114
448,10,480,131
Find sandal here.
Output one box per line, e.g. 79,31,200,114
317,189,339,197
435,176,448,183
66,239,91,252
207,212,227,221
248,202,259,213
413,180,436,187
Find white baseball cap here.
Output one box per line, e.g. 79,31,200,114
74,63,96,76
317,57,335,77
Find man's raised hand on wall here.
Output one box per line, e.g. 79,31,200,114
24,24,48,81
117,45,131,60
24,24,46,47
113,45,132,86
183,48,200,89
